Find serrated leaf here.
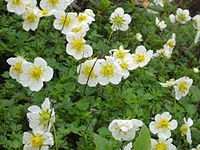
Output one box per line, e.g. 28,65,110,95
133,125,151,150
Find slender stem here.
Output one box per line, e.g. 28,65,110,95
52,124,58,150
174,98,177,114
107,31,114,44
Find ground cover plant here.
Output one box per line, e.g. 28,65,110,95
0,0,200,149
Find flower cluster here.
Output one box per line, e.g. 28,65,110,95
159,76,193,100
7,56,53,92
109,112,194,149
77,45,153,87
23,98,55,150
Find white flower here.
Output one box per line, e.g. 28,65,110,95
23,130,54,150
159,79,176,87
76,12,95,25
192,144,200,150
154,46,173,59
108,119,143,141
174,76,193,100
40,0,74,11
66,34,93,60
96,57,123,85
149,112,178,139
193,15,200,30
132,45,153,69
20,57,54,92
39,9,56,17
180,117,193,144
175,8,191,24
77,59,99,87
7,56,27,83
110,45,131,61
6,0,26,15
151,137,176,150
24,0,37,10
27,98,55,131
53,11,77,35
67,23,89,37
84,9,95,18
169,14,176,24
164,33,176,50
156,18,167,31
22,8,41,31
110,7,131,31
135,33,143,42
193,67,199,73
124,142,132,150
194,31,200,44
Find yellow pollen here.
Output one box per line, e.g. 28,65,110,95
181,124,188,136
156,142,167,150
115,50,125,59
41,10,49,16
39,110,51,126
100,63,115,77
12,62,23,75
26,12,37,23
113,16,124,26
72,27,82,33
30,134,44,147
82,65,97,79
179,82,188,93
134,54,145,63
156,119,170,130
71,38,84,52
120,62,128,70
77,15,87,22
166,78,175,84
167,41,175,48
48,0,59,6
178,13,186,22
60,16,71,27
29,66,44,81
12,0,22,5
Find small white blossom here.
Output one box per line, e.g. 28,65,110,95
156,17,167,31
135,33,143,42
27,98,55,131
175,8,191,24
153,0,173,7
6,0,26,15
76,12,95,25
169,14,176,24
109,119,143,141
180,117,193,144
110,7,131,31
151,137,176,150
193,67,199,73
159,79,175,87
174,76,193,100
149,112,178,139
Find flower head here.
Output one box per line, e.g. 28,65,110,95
169,14,176,24
156,18,167,31
6,0,26,15
149,112,178,139
23,130,54,150
180,117,193,144
27,98,55,131
174,76,193,100
151,137,176,150
175,8,191,24
159,79,175,87
109,119,143,141
135,33,143,42
20,57,53,92
110,7,131,31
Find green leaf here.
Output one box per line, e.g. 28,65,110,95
133,125,151,150
94,134,113,150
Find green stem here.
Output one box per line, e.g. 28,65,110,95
52,124,58,150
174,98,177,114
108,31,114,44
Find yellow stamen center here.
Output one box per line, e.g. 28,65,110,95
26,12,37,23
120,62,128,70
134,54,145,63
48,0,59,6
60,16,71,27
41,10,49,16
39,110,51,126
71,38,84,52
30,134,44,147
179,82,188,93
113,16,124,26
178,13,186,22
156,142,167,150
72,27,82,33
12,0,22,5
100,63,115,77
156,119,170,130
115,50,125,59
77,15,87,22
82,65,97,79
29,66,44,81
167,41,175,48
12,62,23,75
181,124,188,136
